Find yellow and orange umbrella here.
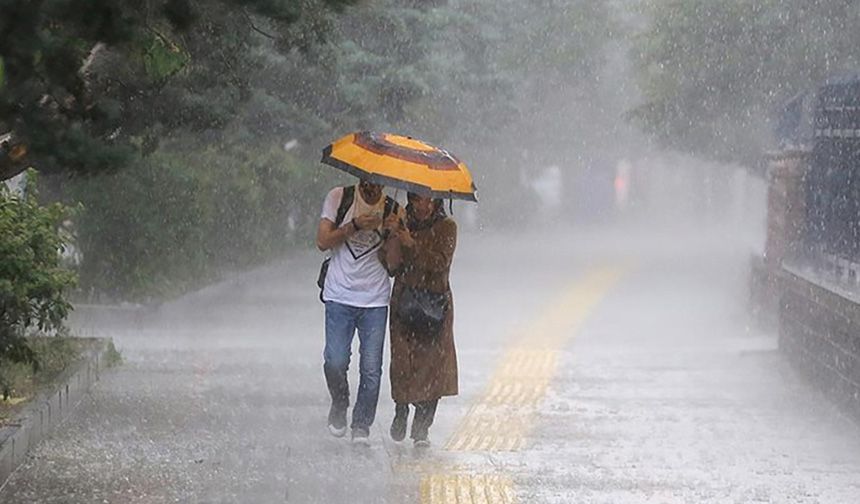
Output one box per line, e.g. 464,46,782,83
321,131,477,202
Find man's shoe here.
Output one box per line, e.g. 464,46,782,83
351,427,371,446
328,423,347,438
328,405,347,438
390,409,408,442
413,438,431,449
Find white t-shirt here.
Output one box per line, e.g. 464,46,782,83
320,186,391,308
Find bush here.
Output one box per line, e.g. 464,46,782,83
0,337,83,402
71,143,330,302
0,170,76,379
71,155,209,301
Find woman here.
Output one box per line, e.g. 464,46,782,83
381,192,458,447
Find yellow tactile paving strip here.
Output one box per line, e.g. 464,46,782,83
420,473,516,504
415,266,626,503
444,266,625,452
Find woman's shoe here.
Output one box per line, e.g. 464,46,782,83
390,405,408,442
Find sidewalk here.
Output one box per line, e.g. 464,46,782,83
2,227,859,503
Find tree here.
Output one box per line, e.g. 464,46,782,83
631,0,860,165
0,170,75,375
0,0,359,181
3,0,622,301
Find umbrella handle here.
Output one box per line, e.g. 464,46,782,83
390,188,405,229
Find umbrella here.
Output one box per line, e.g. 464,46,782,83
321,131,477,202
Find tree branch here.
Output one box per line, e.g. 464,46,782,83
242,9,278,40
0,132,29,181
0,158,28,182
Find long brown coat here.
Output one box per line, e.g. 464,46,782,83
382,217,458,404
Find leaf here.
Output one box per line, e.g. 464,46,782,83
143,34,188,81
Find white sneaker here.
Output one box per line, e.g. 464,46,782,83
351,428,371,446
413,438,431,449
328,424,347,438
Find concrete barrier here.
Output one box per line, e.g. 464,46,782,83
0,338,114,490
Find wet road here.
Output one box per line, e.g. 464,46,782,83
2,226,860,503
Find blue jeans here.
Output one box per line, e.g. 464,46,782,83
323,301,388,430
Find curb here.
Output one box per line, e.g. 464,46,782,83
0,338,114,490
69,304,153,331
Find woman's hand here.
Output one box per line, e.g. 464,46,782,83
383,213,402,234
397,227,416,248
381,233,403,273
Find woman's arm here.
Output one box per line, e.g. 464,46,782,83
379,235,404,276
379,211,405,275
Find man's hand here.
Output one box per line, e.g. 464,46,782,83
354,213,382,231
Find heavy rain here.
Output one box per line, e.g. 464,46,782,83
1,1,860,503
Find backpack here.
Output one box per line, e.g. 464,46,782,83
317,186,398,302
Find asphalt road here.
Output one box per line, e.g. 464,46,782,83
2,225,860,503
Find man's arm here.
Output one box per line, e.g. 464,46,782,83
316,218,356,251
316,213,383,251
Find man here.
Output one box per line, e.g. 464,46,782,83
316,178,400,445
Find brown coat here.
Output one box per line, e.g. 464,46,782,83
381,217,458,404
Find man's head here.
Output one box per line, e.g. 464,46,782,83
358,179,383,204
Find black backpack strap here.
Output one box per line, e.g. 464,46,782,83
334,185,355,227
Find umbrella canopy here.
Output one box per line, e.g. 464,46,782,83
321,131,477,202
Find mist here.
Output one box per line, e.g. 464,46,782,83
2,1,859,503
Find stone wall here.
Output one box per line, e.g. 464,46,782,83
0,339,113,488
751,147,860,420
749,149,808,327
779,267,860,419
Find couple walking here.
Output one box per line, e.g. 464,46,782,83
315,177,458,447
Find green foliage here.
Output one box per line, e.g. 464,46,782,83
103,339,123,368
632,0,860,164
71,156,206,300
5,0,619,301
0,0,360,180
0,170,76,370
0,336,84,403
71,143,319,301
142,33,189,81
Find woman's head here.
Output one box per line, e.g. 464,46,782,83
407,192,441,220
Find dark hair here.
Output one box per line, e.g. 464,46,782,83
405,192,446,230
407,191,437,202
